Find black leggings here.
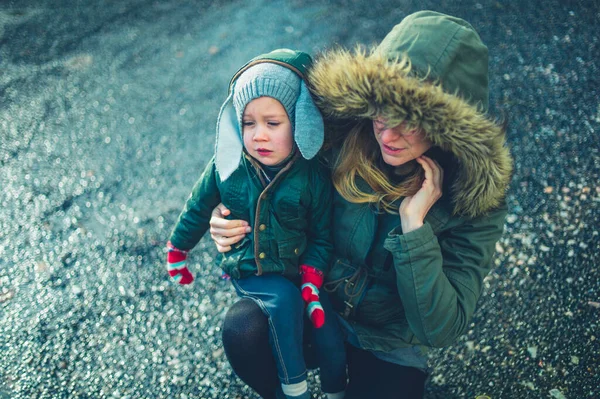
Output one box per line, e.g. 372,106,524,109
222,298,427,399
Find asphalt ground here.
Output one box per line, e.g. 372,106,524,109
1,0,599,398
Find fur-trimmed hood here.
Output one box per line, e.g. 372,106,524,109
308,12,513,218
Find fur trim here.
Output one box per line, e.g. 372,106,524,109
308,48,513,218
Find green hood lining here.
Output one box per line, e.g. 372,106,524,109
308,48,513,218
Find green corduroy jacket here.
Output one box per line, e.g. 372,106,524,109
170,48,333,280
169,154,333,279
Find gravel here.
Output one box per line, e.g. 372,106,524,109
1,0,598,398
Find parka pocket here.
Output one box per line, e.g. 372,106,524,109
277,235,307,260
356,285,405,327
325,258,405,327
219,236,252,279
324,259,370,319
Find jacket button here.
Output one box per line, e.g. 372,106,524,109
259,252,266,259
259,224,266,231
294,248,300,255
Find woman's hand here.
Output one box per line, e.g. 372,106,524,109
399,156,444,234
209,203,252,253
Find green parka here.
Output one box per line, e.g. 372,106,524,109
308,11,513,352
169,52,333,280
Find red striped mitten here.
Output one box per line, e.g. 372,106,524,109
166,241,194,285
300,264,325,328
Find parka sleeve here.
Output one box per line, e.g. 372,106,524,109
168,157,222,251
383,203,507,348
299,162,334,273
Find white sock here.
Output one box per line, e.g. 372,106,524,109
281,380,308,398
326,391,346,399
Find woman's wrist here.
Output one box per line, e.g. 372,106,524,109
400,216,424,234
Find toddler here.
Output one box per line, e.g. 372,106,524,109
166,49,347,399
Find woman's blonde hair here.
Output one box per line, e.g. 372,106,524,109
332,120,424,213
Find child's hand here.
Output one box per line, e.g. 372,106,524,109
300,265,325,328
166,242,194,285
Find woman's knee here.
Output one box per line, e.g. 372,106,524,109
222,298,269,344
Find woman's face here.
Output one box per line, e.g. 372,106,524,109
372,118,432,166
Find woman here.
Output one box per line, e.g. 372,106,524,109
210,11,513,399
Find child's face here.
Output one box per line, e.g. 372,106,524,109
242,97,294,166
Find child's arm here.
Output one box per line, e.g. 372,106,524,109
167,157,222,284
299,161,334,327
299,162,334,272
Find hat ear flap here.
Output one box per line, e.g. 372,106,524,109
294,81,324,159
215,91,243,182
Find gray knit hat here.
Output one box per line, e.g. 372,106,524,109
215,60,324,182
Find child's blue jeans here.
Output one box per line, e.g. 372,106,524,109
232,274,347,393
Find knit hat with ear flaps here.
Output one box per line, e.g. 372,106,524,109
232,63,300,132
215,51,324,182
